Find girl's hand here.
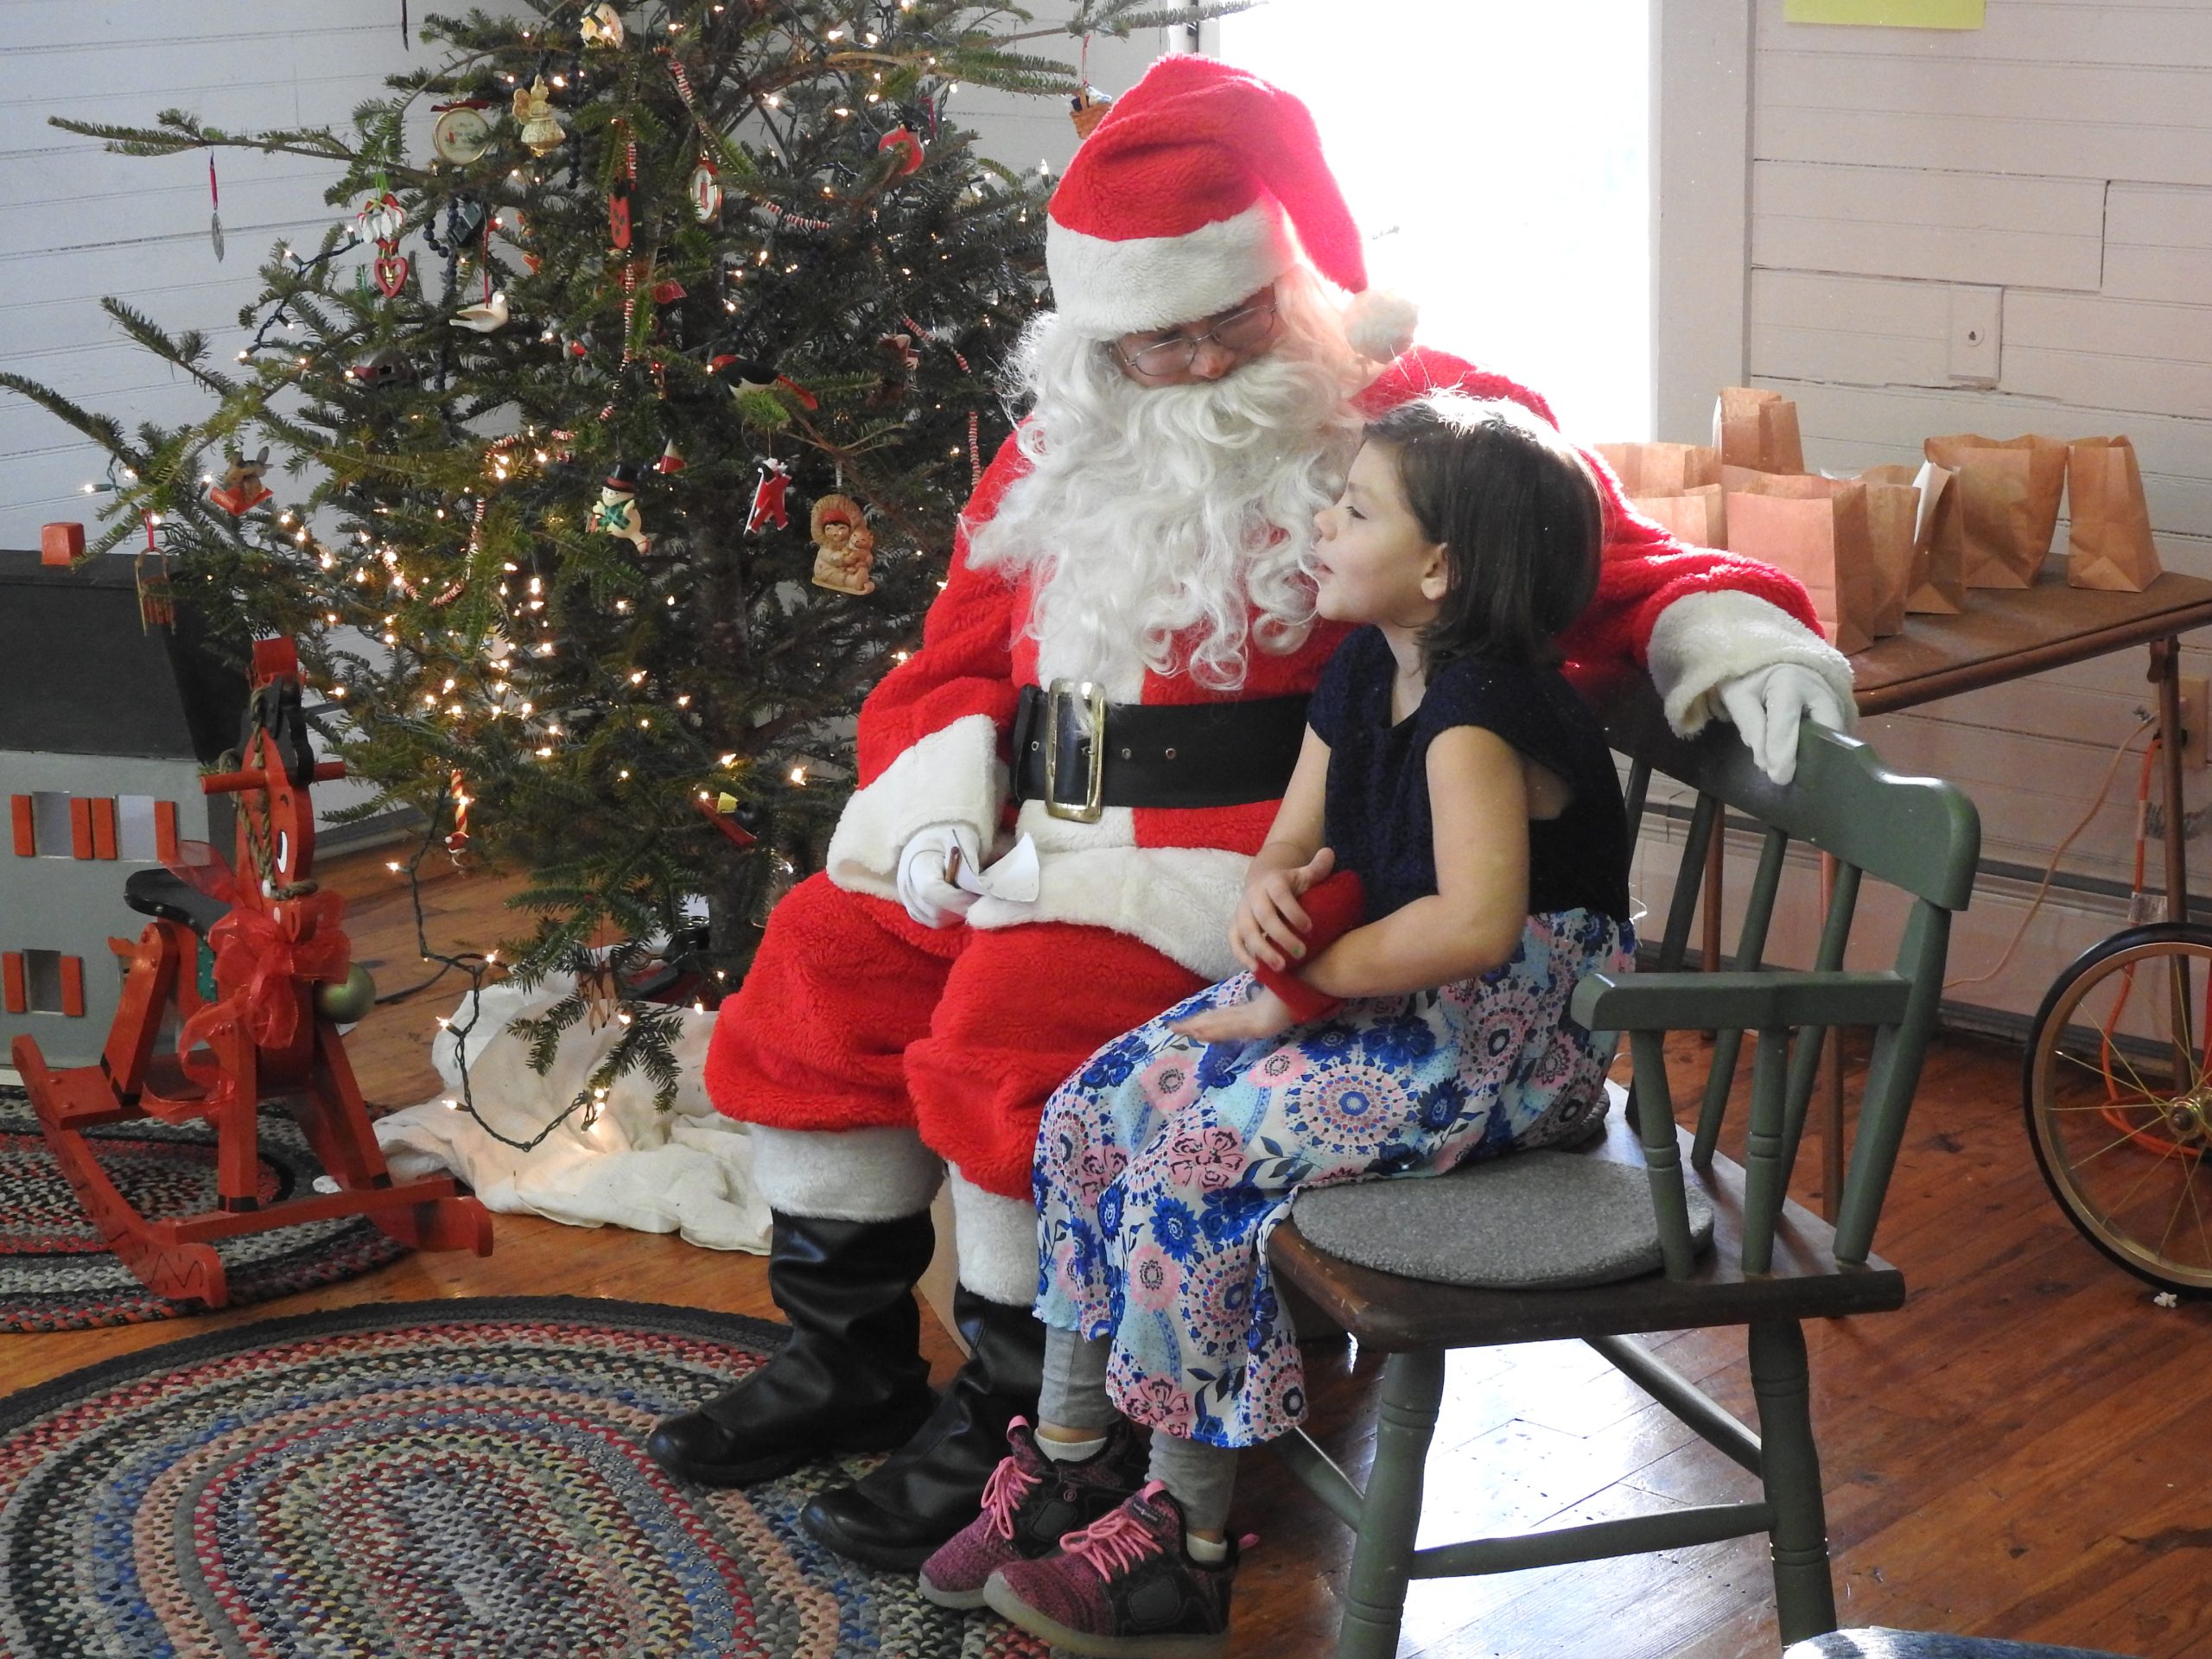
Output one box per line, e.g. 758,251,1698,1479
1230,846,1337,972
1170,984,1300,1046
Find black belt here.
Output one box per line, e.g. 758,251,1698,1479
1011,682,1309,820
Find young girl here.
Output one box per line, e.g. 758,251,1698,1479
920,393,1637,1656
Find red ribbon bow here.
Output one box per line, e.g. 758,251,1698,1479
178,891,352,1084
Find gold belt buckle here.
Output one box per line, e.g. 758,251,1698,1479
1043,678,1107,823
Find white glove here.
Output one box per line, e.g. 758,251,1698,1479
897,823,984,928
1717,664,1852,787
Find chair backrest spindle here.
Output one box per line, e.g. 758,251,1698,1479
1597,681,1979,1273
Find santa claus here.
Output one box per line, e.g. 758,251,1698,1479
646,55,1853,1567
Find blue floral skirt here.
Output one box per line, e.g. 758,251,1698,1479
1032,907,1634,1448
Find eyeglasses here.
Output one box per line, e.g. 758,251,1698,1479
1115,296,1281,378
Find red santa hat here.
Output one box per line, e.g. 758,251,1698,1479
1046,55,1417,361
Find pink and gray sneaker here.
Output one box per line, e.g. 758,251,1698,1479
982,1481,1243,1659
916,1416,1151,1610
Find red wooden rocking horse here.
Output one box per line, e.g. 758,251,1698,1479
10,638,493,1307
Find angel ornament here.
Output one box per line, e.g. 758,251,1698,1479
809,494,876,595
513,77,567,158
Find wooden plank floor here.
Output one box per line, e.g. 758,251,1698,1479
6,848,2211,1657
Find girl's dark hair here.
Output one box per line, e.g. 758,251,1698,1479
1361,392,1605,670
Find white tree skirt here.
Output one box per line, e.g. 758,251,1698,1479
373,975,770,1254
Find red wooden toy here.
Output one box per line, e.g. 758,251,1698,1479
40,522,84,566
10,638,493,1306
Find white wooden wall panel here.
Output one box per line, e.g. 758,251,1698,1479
1749,270,1951,386
2102,184,2212,304
1761,3,2212,67
1649,0,2212,1023
1650,0,1752,444
1750,161,2104,289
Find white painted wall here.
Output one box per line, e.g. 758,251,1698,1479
1652,0,2212,1024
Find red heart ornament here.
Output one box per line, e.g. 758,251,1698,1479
373,255,410,298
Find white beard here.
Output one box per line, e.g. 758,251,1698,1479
966,275,1364,699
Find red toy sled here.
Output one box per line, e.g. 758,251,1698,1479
10,639,493,1307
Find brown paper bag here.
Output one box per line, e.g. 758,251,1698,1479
1630,484,1726,549
2066,436,2162,592
1713,388,1805,475
1596,442,1721,497
1896,461,1961,613
1923,433,2067,589
1722,474,1877,655
1834,462,1947,635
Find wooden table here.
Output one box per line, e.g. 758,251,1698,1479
1702,561,2212,1218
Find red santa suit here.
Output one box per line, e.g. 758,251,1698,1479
704,345,1827,1217
659,54,1853,1570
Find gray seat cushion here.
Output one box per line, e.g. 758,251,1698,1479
1785,1630,2136,1659
1290,1145,1716,1291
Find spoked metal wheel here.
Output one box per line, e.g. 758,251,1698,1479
2024,923,2212,1295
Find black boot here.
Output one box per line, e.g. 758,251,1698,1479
645,1209,938,1486
799,1284,1048,1569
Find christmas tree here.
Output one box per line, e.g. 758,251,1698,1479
0,0,1216,1118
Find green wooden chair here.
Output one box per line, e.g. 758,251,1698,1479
1265,682,1981,1659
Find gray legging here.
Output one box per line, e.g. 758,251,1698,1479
1040,1327,1240,1535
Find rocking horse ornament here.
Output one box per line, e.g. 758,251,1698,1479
10,639,493,1308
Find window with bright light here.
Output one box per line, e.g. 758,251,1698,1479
1217,1,1651,443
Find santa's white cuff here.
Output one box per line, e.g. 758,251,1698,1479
966,836,1249,984
1646,589,1856,739
826,714,1006,901
747,1124,944,1220
949,1166,1044,1306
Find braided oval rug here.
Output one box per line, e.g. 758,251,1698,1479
0,1295,1048,1658
0,1087,411,1331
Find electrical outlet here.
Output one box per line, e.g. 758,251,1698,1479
2184,677,2209,769
1948,285,2002,385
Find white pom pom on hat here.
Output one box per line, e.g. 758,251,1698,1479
1045,55,1414,361
1343,289,1419,364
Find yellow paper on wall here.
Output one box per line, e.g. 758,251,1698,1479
1783,0,1983,26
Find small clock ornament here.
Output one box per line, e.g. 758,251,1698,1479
746,459,791,534
208,447,272,515
580,2,625,47
594,463,652,554
512,77,567,158
809,494,877,595
430,100,493,165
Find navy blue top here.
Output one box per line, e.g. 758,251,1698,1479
1304,627,1632,924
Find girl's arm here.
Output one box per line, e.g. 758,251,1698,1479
1300,726,1530,999
1230,726,1333,973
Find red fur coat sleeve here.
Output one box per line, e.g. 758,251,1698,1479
852,432,1031,789
822,433,1034,898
